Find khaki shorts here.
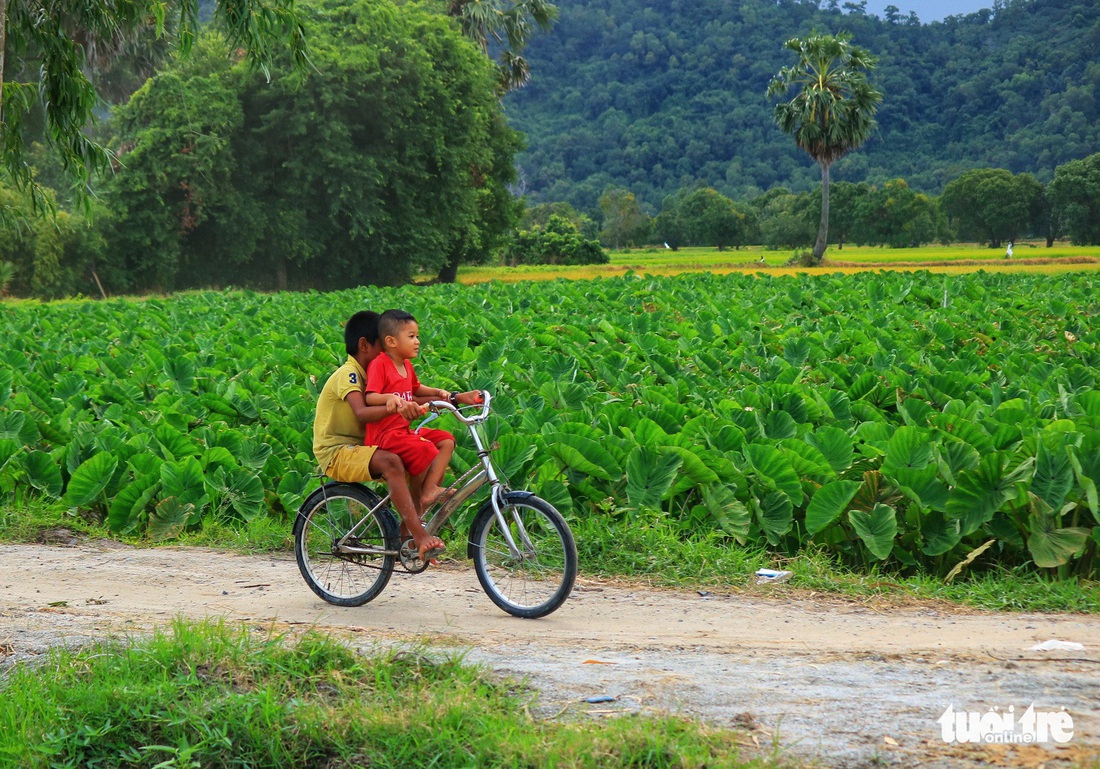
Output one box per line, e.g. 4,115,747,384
324,445,379,483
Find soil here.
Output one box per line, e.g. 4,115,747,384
2,540,1098,768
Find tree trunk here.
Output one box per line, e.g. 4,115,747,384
812,161,831,264
436,251,461,284
0,0,8,133
275,255,288,291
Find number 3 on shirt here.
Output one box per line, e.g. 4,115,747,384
349,372,358,384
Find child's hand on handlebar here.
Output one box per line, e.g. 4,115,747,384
454,390,484,406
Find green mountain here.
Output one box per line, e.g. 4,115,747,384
503,0,1100,211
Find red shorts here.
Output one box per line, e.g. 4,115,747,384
373,427,454,477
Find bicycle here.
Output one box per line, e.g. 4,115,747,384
293,391,578,618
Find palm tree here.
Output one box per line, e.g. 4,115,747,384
767,32,882,265
446,0,557,92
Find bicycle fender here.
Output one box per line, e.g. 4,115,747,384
466,490,536,559
294,481,371,521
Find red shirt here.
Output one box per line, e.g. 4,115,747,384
364,355,420,446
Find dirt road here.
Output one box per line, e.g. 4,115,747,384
2,542,1098,768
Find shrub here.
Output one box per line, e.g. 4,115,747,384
505,215,608,266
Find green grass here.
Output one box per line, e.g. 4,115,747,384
0,618,780,769
571,516,1100,614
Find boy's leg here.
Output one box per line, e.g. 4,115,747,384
367,449,444,561
420,439,455,508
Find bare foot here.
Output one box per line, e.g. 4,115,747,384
414,535,446,563
420,485,456,508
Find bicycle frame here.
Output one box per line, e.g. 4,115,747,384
329,391,529,561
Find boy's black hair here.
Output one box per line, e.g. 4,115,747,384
345,311,381,355
378,308,416,343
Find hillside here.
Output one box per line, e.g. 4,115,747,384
502,0,1100,211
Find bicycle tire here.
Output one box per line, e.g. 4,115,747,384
293,482,399,607
469,492,577,618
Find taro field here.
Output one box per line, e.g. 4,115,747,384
2,269,1099,579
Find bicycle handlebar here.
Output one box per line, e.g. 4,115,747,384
426,390,492,424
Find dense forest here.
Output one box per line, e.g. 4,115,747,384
504,0,1100,211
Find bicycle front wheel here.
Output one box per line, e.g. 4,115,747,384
293,483,399,607
469,493,577,618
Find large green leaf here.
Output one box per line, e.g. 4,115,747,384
536,479,573,517
1030,440,1074,511
779,440,834,482
0,368,12,408
236,440,273,472
213,466,266,520
662,445,720,486
1027,526,1090,569
22,451,63,499
0,412,26,443
625,445,682,510
754,490,793,546
804,427,854,473
891,465,949,511
805,480,861,534
945,453,1030,536
761,411,798,440
277,470,313,515
63,452,119,508
699,484,751,544
921,511,962,557
744,443,803,506
149,497,194,541
882,426,933,474
492,434,538,482
544,432,621,481
160,456,210,511
849,504,898,561
108,476,161,534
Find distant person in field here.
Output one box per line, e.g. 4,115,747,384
1006,241,1014,258
364,309,482,551
312,311,444,562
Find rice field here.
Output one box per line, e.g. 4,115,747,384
453,241,1100,284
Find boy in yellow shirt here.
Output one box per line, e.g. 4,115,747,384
313,311,445,561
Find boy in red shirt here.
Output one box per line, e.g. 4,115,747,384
364,309,482,543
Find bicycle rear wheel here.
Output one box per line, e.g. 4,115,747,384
294,483,399,607
469,492,577,618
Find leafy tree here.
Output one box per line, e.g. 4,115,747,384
0,179,103,297
504,214,607,265
827,181,870,249
767,32,882,264
101,0,517,292
446,0,558,91
98,40,244,292
0,0,307,211
598,187,651,249
1049,153,1100,246
677,187,750,251
521,201,597,239
855,179,937,248
940,168,1043,247
755,190,816,250
653,192,688,251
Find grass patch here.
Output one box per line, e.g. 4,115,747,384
571,516,1100,614
0,618,778,768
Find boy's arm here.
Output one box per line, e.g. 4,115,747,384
412,385,451,405
412,386,483,406
349,391,424,424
